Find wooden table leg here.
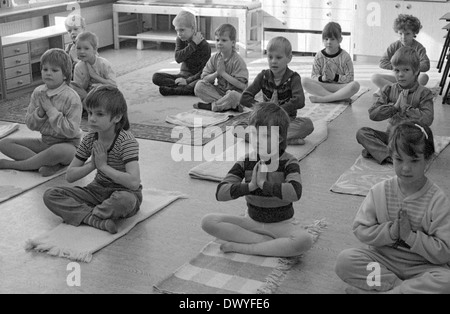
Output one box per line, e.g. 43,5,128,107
113,10,120,50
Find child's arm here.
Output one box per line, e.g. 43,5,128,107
405,196,450,265
87,63,117,87
379,43,397,70
352,187,397,247
280,73,306,113
417,44,431,73
240,71,264,108
368,85,400,121
216,160,254,202
311,54,324,81
41,93,82,139
336,53,355,84
25,90,47,131
174,35,201,64
201,56,219,83
217,57,247,91
93,142,141,190
257,159,303,203
400,89,434,126
66,157,96,183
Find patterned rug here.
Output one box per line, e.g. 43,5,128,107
154,220,326,294
330,135,450,197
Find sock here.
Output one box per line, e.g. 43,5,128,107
83,214,117,234
38,164,65,177
194,102,212,110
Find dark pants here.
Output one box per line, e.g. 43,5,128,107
43,182,143,226
152,72,197,96
356,127,390,164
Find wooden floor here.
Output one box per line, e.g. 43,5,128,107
1,43,449,294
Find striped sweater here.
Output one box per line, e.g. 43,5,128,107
76,129,139,189
216,151,302,223
353,177,450,266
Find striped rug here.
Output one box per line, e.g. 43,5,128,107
154,220,326,294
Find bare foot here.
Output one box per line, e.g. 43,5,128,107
287,138,306,146
220,242,236,253
39,164,66,177
309,95,322,103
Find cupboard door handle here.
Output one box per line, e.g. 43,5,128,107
406,4,412,9
327,1,332,5
15,60,22,64
282,21,287,26
395,3,401,9
282,10,287,15
327,12,332,17
17,81,24,85
14,48,21,53
282,0,287,4
16,70,22,75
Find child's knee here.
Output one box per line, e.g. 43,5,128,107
201,214,222,234
351,81,360,92
335,249,359,280
194,80,208,96
43,188,63,210
110,192,138,215
0,138,12,150
356,127,371,143
291,231,313,255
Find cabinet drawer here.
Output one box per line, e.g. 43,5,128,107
4,64,31,79
3,43,29,58
6,74,31,91
264,16,352,32
4,53,30,69
265,7,353,21
263,0,354,10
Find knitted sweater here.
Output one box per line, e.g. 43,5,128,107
216,151,303,223
380,40,430,73
353,177,450,266
240,68,306,118
311,48,354,84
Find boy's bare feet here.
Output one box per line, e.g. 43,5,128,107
39,164,66,177
287,138,306,146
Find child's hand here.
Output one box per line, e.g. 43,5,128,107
217,56,226,77
192,32,204,45
93,142,107,171
322,66,335,82
398,210,412,241
175,78,188,86
390,219,400,241
248,162,259,192
39,92,53,112
256,161,268,189
86,63,102,82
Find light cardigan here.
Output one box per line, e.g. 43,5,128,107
353,177,450,266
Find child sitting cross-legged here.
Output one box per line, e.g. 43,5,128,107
240,36,314,146
336,122,450,294
43,86,142,234
201,102,313,257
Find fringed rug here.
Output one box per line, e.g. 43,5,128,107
25,188,187,263
330,135,450,197
154,220,327,294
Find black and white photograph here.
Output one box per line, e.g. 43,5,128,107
0,0,449,297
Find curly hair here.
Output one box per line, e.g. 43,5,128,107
394,14,422,34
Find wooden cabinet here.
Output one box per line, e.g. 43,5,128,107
0,25,66,100
262,0,355,54
353,0,450,62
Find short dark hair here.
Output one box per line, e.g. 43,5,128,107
391,46,420,74
394,14,422,34
248,102,290,151
322,22,342,40
215,24,237,42
389,121,435,160
85,85,130,132
40,48,72,84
